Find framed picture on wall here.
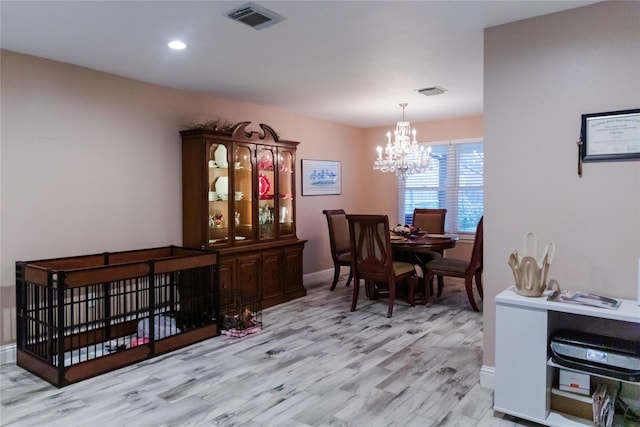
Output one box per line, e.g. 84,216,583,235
301,159,341,196
580,108,640,162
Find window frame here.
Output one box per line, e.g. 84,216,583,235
397,138,484,238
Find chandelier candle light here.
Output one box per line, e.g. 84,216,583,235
373,103,431,179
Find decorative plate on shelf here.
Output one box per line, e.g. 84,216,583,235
214,176,229,195
214,145,228,168
259,174,271,199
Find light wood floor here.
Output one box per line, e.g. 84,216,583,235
1,275,536,426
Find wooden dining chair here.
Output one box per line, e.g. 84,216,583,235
412,208,447,234
412,208,447,294
322,209,353,291
346,214,418,318
424,216,484,311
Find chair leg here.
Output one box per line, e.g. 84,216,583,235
465,274,480,312
350,278,360,312
409,276,419,306
330,263,340,291
345,268,353,287
437,275,445,297
424,271,434,304
475,271,483,299
422,278,430,305
367,281,379,299
387,281,395,318
419,275,429,305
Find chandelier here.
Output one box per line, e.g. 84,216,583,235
373,103,431,179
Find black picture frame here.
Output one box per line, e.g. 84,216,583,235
580,108,640,162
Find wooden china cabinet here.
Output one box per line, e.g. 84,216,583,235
180,122,306,308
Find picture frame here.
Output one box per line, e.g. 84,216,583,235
580,108,640,162
301,159,341,196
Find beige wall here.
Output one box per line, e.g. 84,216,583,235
0,50,365,345
0,50,479,346
483,1,640,368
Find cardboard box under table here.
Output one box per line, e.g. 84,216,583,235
16,246,219,387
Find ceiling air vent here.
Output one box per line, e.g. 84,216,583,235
227,3,285,30
417,86,447,96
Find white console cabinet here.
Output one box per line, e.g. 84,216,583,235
494,287,640,426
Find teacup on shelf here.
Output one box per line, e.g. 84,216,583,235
208,191,218,201
219,193,229,201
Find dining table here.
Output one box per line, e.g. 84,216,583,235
390,233,458,303
390,233,458,253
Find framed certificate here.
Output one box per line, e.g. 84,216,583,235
581,108,640,162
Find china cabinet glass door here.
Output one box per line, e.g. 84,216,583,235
208,142,230,245
257,146,275,240
233,144,253,241
278,149,295,237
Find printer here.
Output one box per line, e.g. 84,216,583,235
550,329,640,382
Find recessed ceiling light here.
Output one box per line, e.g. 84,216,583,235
168,40,187,50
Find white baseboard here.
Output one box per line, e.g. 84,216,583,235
480,365,495,389
1,343,16,365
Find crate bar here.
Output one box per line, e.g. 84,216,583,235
149,260,155,354
15,263,26,363
56,271,65,385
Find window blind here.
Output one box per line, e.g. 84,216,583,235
397,139,484,235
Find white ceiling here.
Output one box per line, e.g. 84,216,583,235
0,1,599,128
